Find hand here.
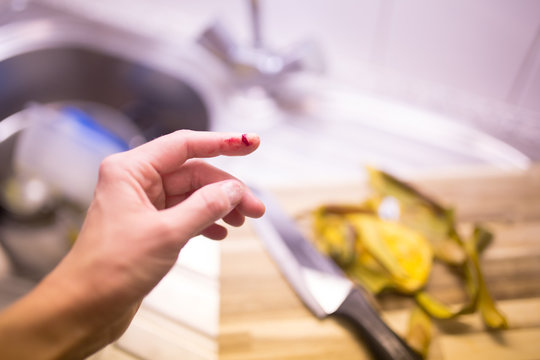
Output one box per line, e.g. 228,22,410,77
0,130,265,359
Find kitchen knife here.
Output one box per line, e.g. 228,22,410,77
250,188,422,360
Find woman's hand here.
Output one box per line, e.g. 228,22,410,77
0,130,265,359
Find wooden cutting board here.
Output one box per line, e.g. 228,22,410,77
219,165,540,360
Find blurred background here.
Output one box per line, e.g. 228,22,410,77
37,0,540,112
28,0,539,185
0,0,539,359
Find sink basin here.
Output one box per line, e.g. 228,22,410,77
0,5,222,139
0,46,209,138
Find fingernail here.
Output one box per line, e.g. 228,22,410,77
243,133,259,146
221,181,244,204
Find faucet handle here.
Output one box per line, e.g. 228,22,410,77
198,22,236,65
197,1,324,89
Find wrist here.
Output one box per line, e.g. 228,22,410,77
0,274,98,359
39,252,138,354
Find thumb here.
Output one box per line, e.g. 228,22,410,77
161,180,245,240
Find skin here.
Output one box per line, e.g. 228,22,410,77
0,130,265,359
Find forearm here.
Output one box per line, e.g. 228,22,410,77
0,265,127,359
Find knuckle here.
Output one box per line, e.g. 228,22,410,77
98,153,124,181
153,216,177,241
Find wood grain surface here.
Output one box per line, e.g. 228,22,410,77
219,165,540,360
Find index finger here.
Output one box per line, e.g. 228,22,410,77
129,130,260,175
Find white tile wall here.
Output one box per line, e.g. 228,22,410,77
383,1,540,103
262,0,380,72
261,0,540,110
511,28,540,112
39,0,540,112
519,60,540,112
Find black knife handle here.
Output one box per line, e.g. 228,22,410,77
333,288,422,360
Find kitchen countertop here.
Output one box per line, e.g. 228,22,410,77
86,164,540,360
220,165,540,360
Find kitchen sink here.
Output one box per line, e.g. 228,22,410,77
0,4,224,140
0,46,210,138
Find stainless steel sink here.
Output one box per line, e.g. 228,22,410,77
0,45,209,136
0,4,219,138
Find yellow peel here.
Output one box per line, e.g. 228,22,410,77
406,305,432,358
309,166,507,359
350,216,432,293
366,167,466,265
467,226,508,329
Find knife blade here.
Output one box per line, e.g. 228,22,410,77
250,188,422,360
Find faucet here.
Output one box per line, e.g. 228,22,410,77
197,0,324,91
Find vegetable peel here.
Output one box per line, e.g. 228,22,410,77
309,166,508,358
